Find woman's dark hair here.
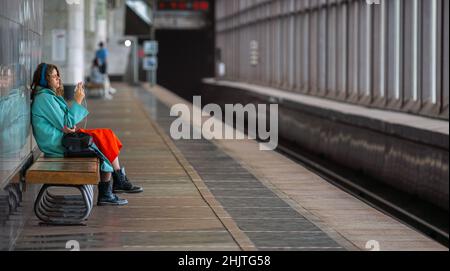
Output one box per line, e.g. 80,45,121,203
31,63,64,99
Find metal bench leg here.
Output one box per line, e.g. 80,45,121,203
34,184,94,225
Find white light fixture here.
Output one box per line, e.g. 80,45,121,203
124,40,132,47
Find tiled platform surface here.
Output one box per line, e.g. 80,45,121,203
136,87,350,251
142,83,447,252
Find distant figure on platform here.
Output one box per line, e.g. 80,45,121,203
30,63,143,206
90,58,105,84
89,58,113,100
95,42,117,96
96,42,108,75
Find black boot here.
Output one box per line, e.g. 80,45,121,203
97,181,128,206
112,167,143,194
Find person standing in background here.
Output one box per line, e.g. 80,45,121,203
95,42,116,96
96,42,108,75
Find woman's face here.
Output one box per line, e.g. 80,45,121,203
48,68,60,90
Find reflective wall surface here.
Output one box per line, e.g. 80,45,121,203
0,0,43,188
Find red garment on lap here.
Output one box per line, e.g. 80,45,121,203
78,128,122,163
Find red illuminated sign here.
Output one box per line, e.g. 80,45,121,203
157,0,209,12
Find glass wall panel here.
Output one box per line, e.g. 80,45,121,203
0,0,43,187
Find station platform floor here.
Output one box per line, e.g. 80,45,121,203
9,83,447,251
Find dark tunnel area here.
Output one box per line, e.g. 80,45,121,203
155,28,215,100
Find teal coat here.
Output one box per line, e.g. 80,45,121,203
31,87,114,172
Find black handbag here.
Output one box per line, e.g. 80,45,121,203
62,132,97,157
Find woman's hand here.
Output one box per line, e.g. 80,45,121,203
74,82,85,104
63,125,77,134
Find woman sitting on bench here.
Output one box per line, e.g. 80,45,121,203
30,63,143,206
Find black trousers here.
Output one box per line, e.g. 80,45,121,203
99,62,107,74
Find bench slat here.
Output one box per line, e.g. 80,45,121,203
38,157,98,163
26,157,100,185
29,162,98,173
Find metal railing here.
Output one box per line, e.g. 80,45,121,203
216,0,449,120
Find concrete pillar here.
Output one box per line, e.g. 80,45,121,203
65,0,85,99
42,0,85,100
84,0,97,76
96,0,107,46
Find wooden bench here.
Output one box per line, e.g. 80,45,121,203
26,157,100,225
